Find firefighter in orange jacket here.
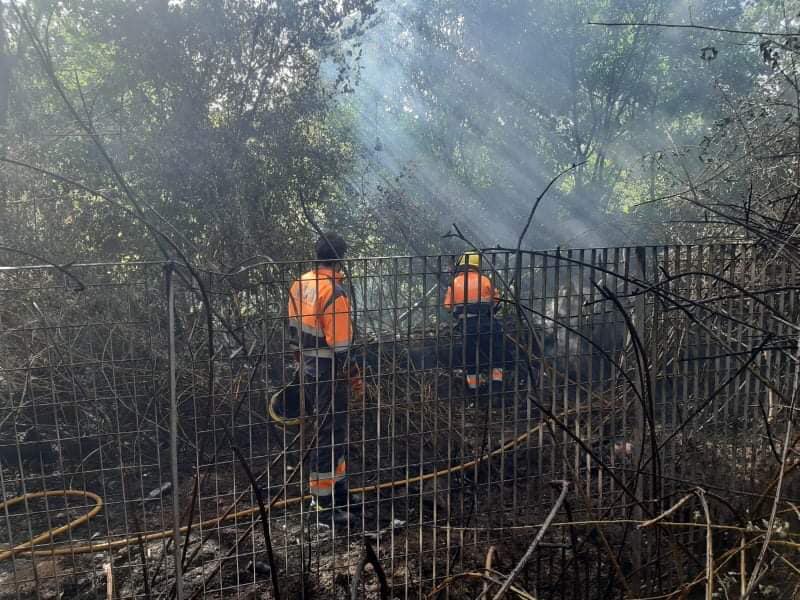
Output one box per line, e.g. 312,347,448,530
444,252,510,390
286,232,359,523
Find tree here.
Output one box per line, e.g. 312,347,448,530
1,0,377,266
352,0,753,248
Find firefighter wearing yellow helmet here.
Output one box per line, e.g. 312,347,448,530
444,251,511,391
457,252,482,269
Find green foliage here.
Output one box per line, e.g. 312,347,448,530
0,0,793,264
1,0,377,266
356,0,755,247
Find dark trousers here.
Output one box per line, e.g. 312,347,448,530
283,357,348,503
456,315,513,376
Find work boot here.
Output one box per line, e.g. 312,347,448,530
465,374,479,390
491,368,504,383
309,495,357,529
486,368,504,403
334,481,364,506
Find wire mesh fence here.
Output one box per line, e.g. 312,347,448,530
0,244,795,599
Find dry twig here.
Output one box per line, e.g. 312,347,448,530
491,481,569,600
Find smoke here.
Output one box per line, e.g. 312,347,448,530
345,0,560,248
337,0,753,251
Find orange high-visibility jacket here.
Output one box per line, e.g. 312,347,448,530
288,266,352,358
443,269,500,316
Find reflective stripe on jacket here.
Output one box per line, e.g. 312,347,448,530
288,267,352,357
443,269,499,317
308,457,347,497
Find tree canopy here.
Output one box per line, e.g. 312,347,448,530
1,0,798,265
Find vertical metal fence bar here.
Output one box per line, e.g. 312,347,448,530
166,264,185,600
539,250,549,510
484,251,495,550
776,249,790,427
563,250,574,498
33,310,54,598
50,293,76,589
574,249,585,504
431,254,441,591
667,245,680,507
648,245,660,523
0,276,22,599
722,244,737,488
586,249,599,508
619,246,630,521
754,244,771,488
522,251,533,520
595,247,609,513
15,288,39,599
740,246,755,487
606,246,618,515
388,256,401,589
443,252,453,592
499,250,511,538
455,248,466,592
704,245,718,485
107,281,123,599
551,250,561,508
394,256,407,599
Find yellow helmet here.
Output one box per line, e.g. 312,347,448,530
457,252,481,268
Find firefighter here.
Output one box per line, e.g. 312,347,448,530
444,251,510,390
286,232,361,525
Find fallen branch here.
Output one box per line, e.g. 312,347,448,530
640,493,695,529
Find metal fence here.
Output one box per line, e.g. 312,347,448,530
0,244,795,599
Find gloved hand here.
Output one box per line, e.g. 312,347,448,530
349,363,365,399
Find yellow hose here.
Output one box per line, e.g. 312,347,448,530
0,490,104,561
268,386,302,428
2,349,592,562
0,413,559,560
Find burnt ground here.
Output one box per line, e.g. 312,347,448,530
0,373,781,600
0,384,573,599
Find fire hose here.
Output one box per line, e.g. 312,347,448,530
0,411,556,561
0,336,607,563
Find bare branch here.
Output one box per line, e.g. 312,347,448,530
491,480,570,600
588,20,793,37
